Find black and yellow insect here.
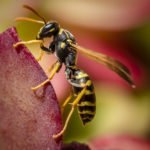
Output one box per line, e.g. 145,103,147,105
14,5,135,139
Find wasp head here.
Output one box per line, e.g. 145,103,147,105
36,21,60,40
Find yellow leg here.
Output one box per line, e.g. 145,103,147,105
13,40,44,61
48,61,58,73
36,50,44,62
13,40,42,48
61,94,73,113
53,106,75,139
31,61,61,91
53,87,87,139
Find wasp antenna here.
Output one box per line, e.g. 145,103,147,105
15,17,45,24
23,4,47,24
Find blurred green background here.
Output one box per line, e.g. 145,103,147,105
0,0,150,144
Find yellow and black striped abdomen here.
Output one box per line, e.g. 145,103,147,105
77,92,96,125
71,70,96,125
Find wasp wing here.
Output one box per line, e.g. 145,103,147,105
71,44,135,88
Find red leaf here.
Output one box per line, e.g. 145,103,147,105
0,27,62,150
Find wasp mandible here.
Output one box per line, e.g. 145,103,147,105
13,5,135,139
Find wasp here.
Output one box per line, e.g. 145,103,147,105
13,5,135,139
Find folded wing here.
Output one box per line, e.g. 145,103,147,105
71,44,135,88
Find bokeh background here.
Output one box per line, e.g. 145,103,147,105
0,0,150,148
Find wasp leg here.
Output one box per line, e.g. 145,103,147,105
13,40,45,61
61,93,73,113
31,61,61,91
13,40,42,48
36,49,44,61
47,61,58,73
53,86,87,139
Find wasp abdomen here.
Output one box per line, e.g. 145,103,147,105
66,68,96,125
77,92,96,125
70,70,96,125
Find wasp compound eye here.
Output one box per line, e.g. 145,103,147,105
37,22,59,39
